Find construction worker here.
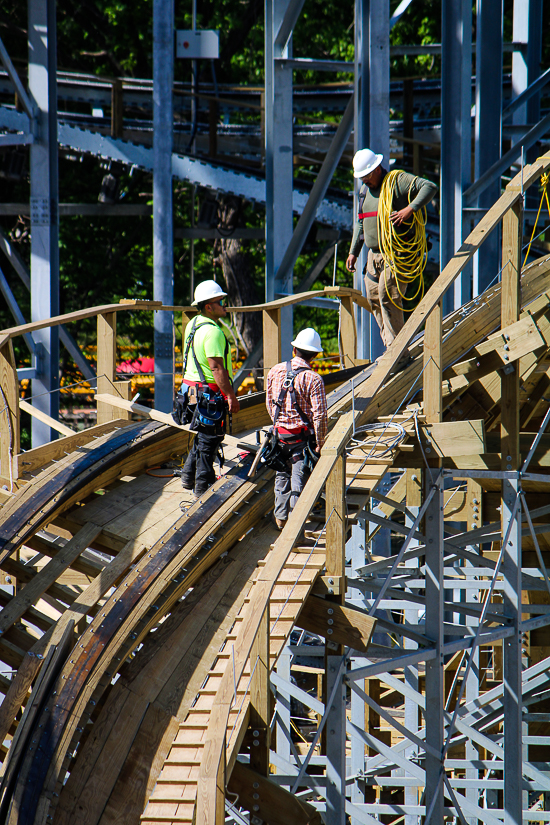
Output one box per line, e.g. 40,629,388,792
346,148,438,356
266,328,328,530
179,279,240,497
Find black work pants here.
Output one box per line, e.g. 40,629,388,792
182,428,224,495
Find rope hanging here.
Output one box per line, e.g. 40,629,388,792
523,172,550,267
377,170,428,312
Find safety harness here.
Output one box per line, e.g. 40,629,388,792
172,317,231,436
261,362,319,474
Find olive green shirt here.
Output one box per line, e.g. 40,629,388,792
349,169,438,256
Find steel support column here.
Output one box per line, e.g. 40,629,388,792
441,0,471,312
473,0,503,295
511,0,543,137
28,0,59,446
354,0,370,361
274,643,292,790
265,0,294,356
423,470,444,823
501,196,523,825
325,654,347,825
368,0,389,361
153,0,175,412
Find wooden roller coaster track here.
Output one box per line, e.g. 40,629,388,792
1,154,550,824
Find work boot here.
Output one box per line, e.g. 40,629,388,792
271,513,287,530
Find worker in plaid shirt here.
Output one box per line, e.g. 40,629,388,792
266,328,328,529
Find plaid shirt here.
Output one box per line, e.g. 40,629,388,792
266,357,328,449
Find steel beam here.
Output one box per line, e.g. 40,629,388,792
423,471,444,824
367,0,389,361
265,0,294,355
274,98,353,293
28,0,60,446
473,0,503,295
325,654,347,824
153,0,175,412
354,0,370,360
440,0,471,312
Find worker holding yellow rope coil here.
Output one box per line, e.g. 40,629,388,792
346,148,438,360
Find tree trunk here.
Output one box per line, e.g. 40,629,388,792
213,197,262,356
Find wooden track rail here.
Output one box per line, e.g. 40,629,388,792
0,153,550,825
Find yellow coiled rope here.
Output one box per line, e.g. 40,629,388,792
377,169,428,311
522,172,550,267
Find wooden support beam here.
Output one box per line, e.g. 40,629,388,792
97,312,117,425
0,340,19,484
325,453,346,603
249,605,270,775
0,523,101,636
18,400,74,437
339,295,357,367
227,761,323,825
262,308,281,372
94,393,245,450
423,301,442,424
501,197,522,468
423,419,486,457
297,595,376,653
16,418,131,475
112,380,132,420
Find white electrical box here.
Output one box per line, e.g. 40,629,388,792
176,30,219,59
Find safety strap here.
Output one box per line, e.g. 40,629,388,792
182,317,231,389
272,361,313,430
358,211,378,219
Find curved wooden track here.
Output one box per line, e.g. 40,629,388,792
2,194,550,821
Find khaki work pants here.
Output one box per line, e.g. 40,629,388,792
364,250,405,348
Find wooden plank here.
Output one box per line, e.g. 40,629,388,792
93,393,250,450
0,653,43,752
0,341,19,483
18,399,74,437
249,605,270,775
54,687,151,825
501,197,522,470
325,453,346,596
1,621,75,810
297,595,376,653
16,418,132,474
0,523,101,636
424,419,486,457
97,312,117,425
423,301,442,424
113,379,132,419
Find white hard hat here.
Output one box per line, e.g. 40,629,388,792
291,328,323,353
353,148,383,179
192,279,227,306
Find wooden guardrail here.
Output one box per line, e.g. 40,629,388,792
0,286,368,486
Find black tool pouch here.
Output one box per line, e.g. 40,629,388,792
172,389,193,426
303,440,320,473
260,430,289,473
191,386,227,435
